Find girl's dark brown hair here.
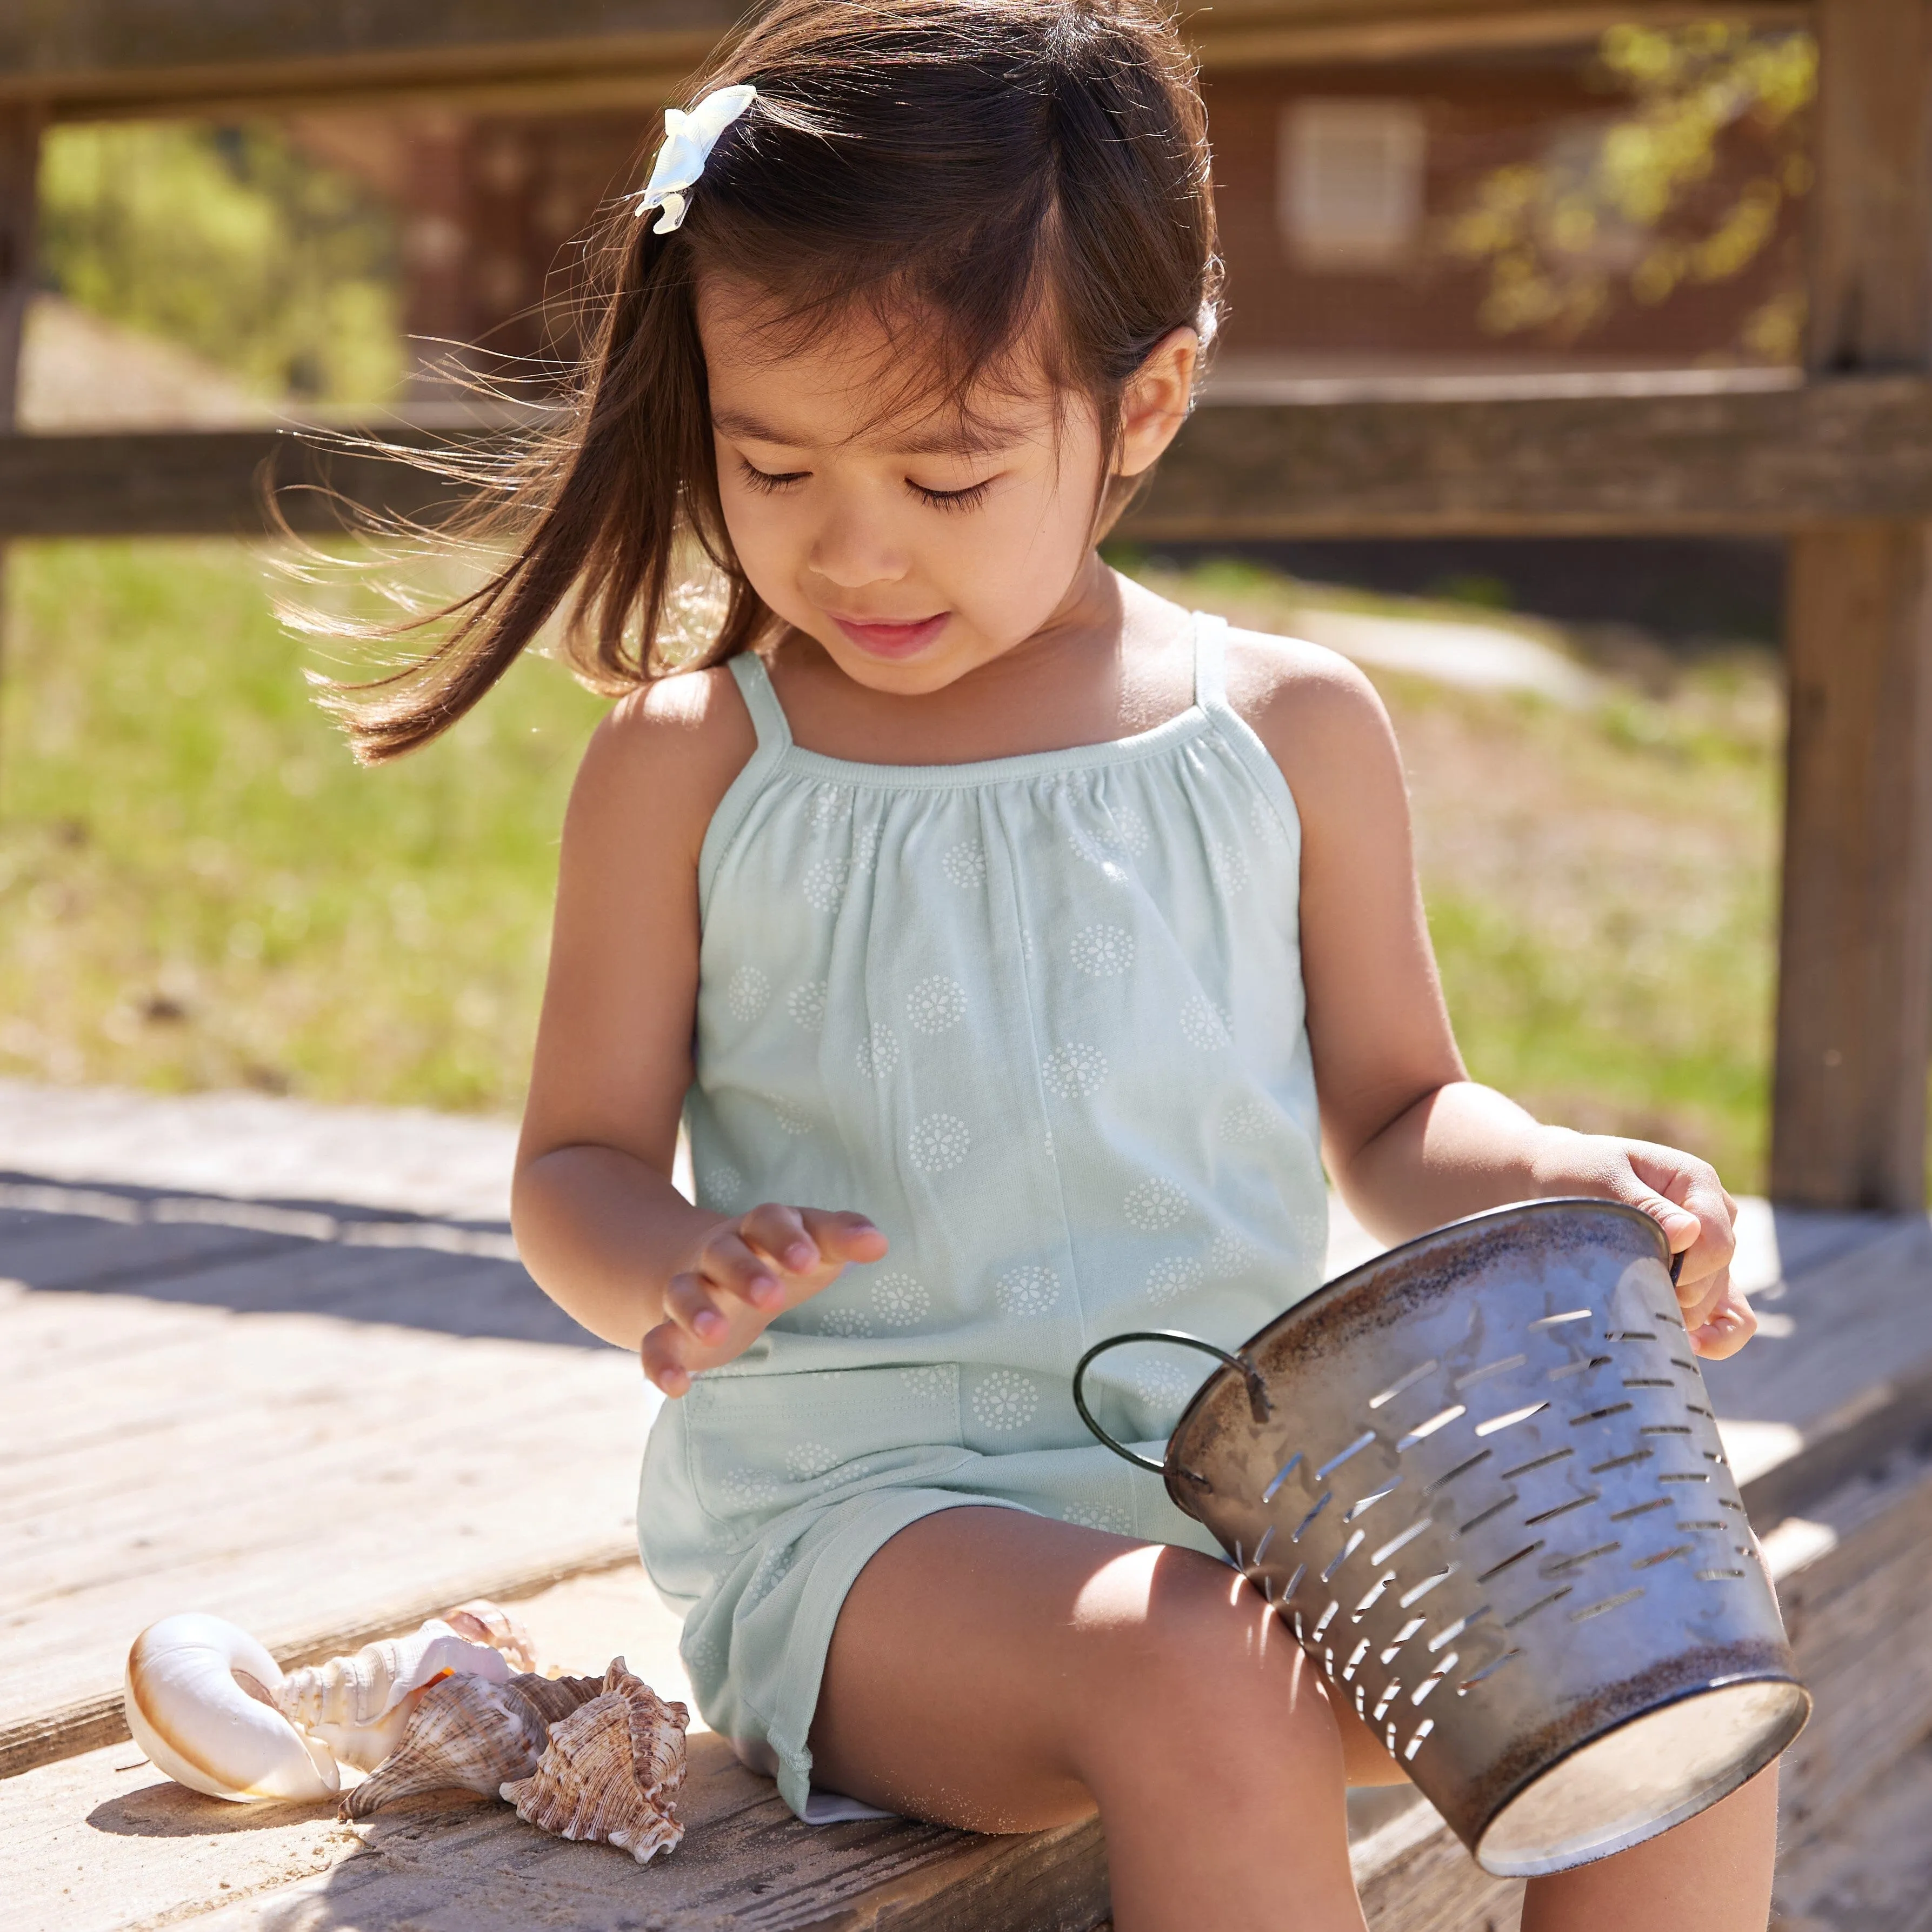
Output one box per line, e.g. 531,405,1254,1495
335,0,1220,760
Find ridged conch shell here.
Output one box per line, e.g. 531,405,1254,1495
501,1659,689,1864
275,1618,514,1772
342,1669,604,1820
439,1598,541,1675
124,1614,339,1803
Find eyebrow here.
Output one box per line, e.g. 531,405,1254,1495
710,407,1018,459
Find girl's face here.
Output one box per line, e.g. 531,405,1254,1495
700,279,1196,694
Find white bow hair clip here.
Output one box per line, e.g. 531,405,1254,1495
634,83,758,234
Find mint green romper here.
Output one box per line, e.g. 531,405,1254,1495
638,614,1329,1819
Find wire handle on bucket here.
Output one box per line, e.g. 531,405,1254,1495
1072,1330,1271,1479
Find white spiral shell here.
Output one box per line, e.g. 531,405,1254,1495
274,1620,512,1772
124,1603,531,1800
123,1614,339,1803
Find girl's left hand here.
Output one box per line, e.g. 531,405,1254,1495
1531,1131,1757,1360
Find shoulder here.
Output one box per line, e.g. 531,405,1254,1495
565,658,761,865
1217,625,1403,820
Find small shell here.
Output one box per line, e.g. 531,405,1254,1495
501,1659,689,1864
276,1620,512,1771
438,1599,541,1675
124,1614,339,1803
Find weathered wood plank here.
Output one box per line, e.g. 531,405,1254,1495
0,1077,521,1224
1770,1444,1932,1847
1771,1736,1932,1931
1132,372,1932,539
18,1433,1925,1932
1770,0,1932,1213
0,1248,652,1777
0,425,475,541
0,1,1794,116
0,1,735,117
1702,1211,1932,1522
28,374,1932,544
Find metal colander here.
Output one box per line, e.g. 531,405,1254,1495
1072,1199,1808,1877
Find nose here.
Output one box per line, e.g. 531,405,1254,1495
806,500,908,592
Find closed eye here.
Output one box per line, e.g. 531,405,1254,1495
738,459,809,493
910,477,994,512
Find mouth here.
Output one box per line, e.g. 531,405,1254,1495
829,611,951,661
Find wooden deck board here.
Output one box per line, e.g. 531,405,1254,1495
8,1082,1932,1928
1702,1210,1932,1520
0,1193,654,1777
0,1557,1515,1932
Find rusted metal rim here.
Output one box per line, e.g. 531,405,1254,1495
1470,1667,1812,1876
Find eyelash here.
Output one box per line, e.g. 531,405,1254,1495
737,462,807,495
736,461,992,513
911,478,993,513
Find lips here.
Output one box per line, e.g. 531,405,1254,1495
830,612,950,660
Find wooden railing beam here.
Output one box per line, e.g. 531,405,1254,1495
0,0,1797,117
17,374,1932,543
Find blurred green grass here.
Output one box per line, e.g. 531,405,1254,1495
0,541,604,1110
1137,559,1781,1192
0,543,1781,1191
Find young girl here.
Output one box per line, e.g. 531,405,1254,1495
347,3,1770,1923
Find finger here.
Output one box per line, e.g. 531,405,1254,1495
1690,1287,1756,1361
642,1320,695,1396
1676,1263,1729,1333
699,1231,786,1309
1620,1176,1704,1271
738,1202,820,1276
664,1270,731,1343
1625,1146,1736,1282
798,1208,888,1264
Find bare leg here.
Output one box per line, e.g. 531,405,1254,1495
810,1507,1392,1932
1521,1764,1779,1932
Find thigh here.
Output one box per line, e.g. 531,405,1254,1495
808,1504,1403,1834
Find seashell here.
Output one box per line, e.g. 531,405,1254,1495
438,1598,541,1675
276,1618,513,1772
501,1658,690,1864
342,1670,562,1818
124,1614,339,1803
503,1669,608,1728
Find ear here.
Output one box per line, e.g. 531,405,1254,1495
1114,327,1200,479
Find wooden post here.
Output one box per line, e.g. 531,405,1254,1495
0,105,41,804
0,107,35,432
1771,0,1932,1209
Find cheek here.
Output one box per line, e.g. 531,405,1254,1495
947,464,1098,618
714,475,789,569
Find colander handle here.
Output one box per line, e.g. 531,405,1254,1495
1071,1329,1271,1477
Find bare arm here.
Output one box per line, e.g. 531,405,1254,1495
511,668,883,1383
1228,633,1753,1359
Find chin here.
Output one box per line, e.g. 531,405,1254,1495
809,630,984,695
828,649,975,696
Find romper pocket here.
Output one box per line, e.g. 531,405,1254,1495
683,1362,966,1529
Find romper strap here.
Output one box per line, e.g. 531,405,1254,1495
728,651,794,752
1192,611,1232,712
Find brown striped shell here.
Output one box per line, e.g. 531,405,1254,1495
341,1668,603,1820
499,1658,690,1864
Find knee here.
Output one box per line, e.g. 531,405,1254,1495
1080,1549,1344,1776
